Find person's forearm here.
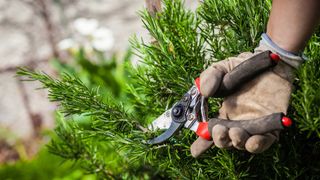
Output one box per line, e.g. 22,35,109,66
267,0,320,53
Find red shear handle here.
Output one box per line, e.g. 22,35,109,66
208,113,292,136
194,51,280,97
195,77,201,92
196,114,292,140
196,122,211,140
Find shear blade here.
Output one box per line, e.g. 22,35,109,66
147,121,184,144
148,109,172,131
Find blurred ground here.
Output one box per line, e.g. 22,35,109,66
0,0,198,162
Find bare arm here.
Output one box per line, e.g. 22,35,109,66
267,0,320,53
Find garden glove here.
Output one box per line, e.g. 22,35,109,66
190,33,305,158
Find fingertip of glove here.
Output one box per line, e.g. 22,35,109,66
229,127,249,150
199,68,224,97
245,134,276,153
190,138,214,158
212,125,232,148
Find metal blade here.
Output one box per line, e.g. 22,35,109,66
148,108,172,131
147,121,184,144
188,121,199,132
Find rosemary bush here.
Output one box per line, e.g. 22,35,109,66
18,0,320,179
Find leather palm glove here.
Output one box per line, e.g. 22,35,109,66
190,34,305,158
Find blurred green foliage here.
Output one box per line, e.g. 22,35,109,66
0,40,132,180
51,49,133,102
0,147,96,180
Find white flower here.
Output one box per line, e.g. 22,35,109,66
73,18,99,35
58,38,76,50
92,27,114,51
60,18,115,53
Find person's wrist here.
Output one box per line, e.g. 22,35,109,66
255,33,306,69
266,32,304,54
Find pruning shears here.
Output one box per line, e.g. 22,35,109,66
147,51,293,145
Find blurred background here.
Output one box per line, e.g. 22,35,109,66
0,0,147,162
0,0,197,179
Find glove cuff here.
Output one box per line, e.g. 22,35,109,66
256,33,307,69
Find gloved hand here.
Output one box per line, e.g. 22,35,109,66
190,34,304,158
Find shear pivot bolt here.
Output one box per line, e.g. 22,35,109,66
183,96,189,102
191,88,197,95
172,106,183,117
187,114,195,121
